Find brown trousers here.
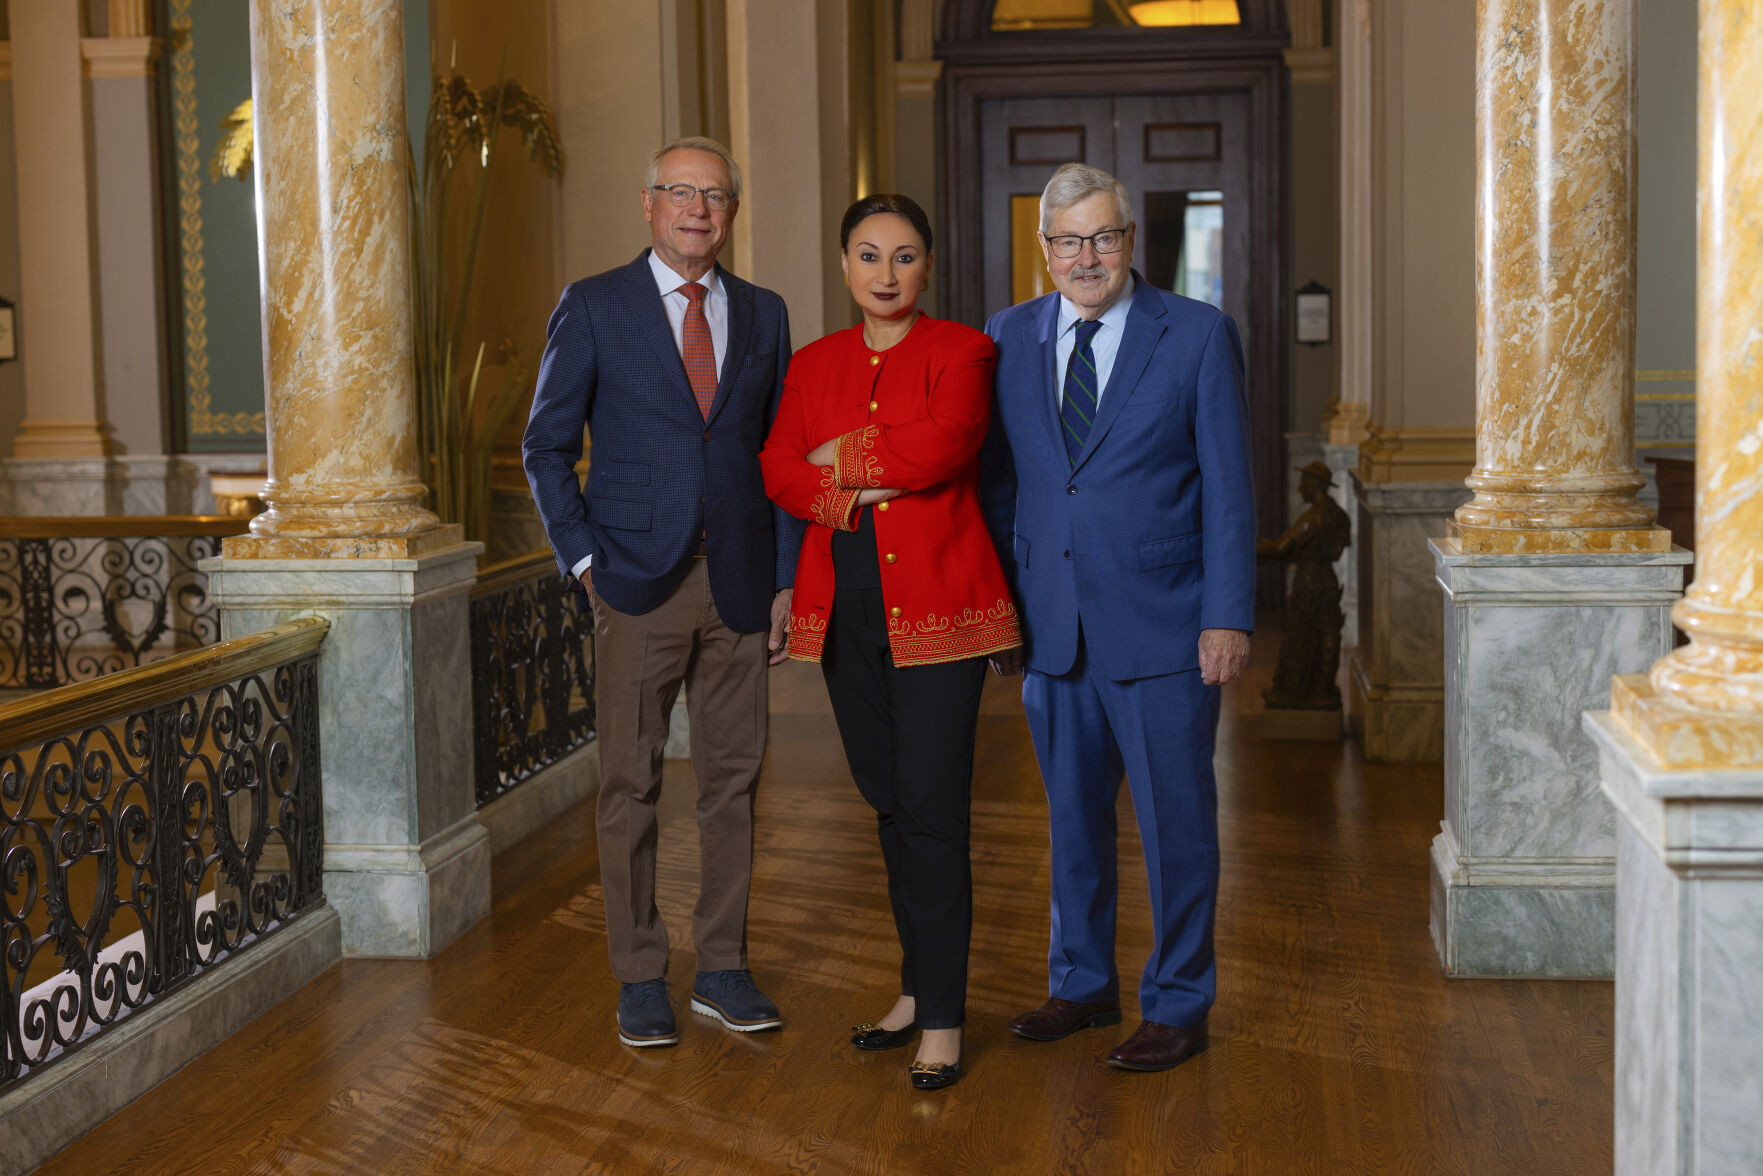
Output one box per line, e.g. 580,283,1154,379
590,558,769,982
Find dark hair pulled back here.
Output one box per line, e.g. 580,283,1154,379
839,194,934,255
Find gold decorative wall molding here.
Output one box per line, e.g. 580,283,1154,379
1357,425,1476,484
168,0,263,439
895,59,942,98
109,0,154,38
1284,46,1334,85
0,43,11,83
81,35,163,78
1636,369,1696,381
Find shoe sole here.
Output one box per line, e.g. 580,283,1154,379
1105,1034,1209,1072
1009,1009,1123,1042
690,996,782,1032
617,1024,679,1048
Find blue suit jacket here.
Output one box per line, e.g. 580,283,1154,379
982,275,1257,680
522,250,804,634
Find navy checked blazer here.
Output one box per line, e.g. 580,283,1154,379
522,250,804,634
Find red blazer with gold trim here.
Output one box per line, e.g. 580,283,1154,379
760,315,1021,668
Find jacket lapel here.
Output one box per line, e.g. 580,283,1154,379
623,250,701,415
708,264,755,425
1071,275,1166,476
1031,294,1065,463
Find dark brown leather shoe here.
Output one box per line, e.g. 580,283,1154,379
1007,997,1123,1041
1105,1019,1209,1071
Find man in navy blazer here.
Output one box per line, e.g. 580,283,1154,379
523,137,803,1050
983,163,1256,1072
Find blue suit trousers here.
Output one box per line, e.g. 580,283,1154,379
1022,649,1221,1029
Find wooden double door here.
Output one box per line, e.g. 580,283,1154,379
978,92,1252,342
943,67,1288,601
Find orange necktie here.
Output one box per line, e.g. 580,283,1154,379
680,282,716,420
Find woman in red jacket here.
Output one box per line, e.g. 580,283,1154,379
761,194,1020,1091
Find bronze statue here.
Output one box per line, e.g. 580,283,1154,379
1258,461,1351,711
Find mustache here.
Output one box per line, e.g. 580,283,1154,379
1067,264,1108,280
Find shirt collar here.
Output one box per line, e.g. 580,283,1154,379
1059,273,1136,337
648,249,723,300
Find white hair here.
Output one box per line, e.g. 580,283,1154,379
646,136,744,200
1038,163,1133,233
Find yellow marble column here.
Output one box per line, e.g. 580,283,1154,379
1612,0,1763,766
229,0,448,557
1449,0,1666,555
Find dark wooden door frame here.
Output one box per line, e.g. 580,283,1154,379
936,30,1291,593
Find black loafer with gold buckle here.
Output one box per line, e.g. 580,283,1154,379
851,1021,918,1051
908,1060,962,1090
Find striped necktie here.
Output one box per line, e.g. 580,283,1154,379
679,282,716,420
1060,319,1104,464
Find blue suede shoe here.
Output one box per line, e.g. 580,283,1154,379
617,978,678,1047
690,969,783,1032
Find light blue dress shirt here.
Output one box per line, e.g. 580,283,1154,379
1053,274,1136,409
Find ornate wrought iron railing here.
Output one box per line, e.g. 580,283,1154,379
0,617,327,1089
0,516,252,690
468,551,595,807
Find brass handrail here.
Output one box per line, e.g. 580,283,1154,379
471,549,556,599
0,617,330,751
0,516,252,539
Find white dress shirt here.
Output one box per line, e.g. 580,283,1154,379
573,253,731,581
1053,274,1136,410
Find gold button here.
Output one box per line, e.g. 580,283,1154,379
870,355,880,365
885,553,897,564
869,400,879,412
889,606,902,618
877,501,889,512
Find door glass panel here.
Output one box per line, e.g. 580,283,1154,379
1143,189,1224,308
1011,194,1052,305
990,0,1241,29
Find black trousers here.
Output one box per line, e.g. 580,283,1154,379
821,583,987,1030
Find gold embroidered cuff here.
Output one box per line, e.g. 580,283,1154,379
812,485,862,531
834,426,884,489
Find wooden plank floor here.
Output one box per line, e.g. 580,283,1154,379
41,638,1613,1175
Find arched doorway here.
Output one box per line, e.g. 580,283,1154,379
935,0,1290,602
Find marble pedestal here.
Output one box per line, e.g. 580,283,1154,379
1349,477,1470,761
1429,541,1690,976
1321,441,1362,650
0,455,206,516
1584,707,1763,1176
202,542,492,958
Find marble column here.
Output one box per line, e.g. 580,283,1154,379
2,0,117,511
1428,0,1688,977
1586,4,1763,1169
206,0,488,960
233,0,442,551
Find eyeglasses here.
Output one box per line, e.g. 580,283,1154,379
651,183,735,211
1043,227,1129,259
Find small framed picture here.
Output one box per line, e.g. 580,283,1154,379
1295,282,1331,346
0,298,14,363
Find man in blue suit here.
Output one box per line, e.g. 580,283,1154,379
523,137,803,1050
983,162,1256,1072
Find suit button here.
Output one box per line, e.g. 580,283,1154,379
877,501,889,512
702,430,710,442
869,400,879,412
1067,485,1078,495
870,355,881,366
1064,550,1071,559
885,553,897,564
889,606,901,618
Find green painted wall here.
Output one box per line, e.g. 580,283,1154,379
159,0,432,454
